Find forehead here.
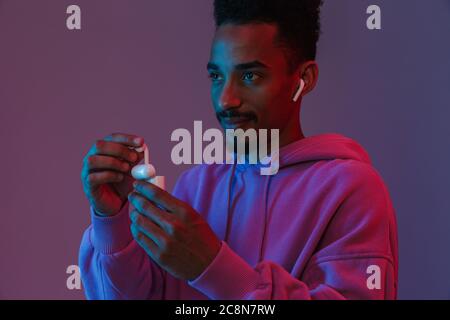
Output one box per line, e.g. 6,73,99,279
209,23,286,69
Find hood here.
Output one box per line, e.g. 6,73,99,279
225,133,373,264
278,133,372,168
233,132,372,174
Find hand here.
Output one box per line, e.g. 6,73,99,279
81,133,145,216
128,180,222,281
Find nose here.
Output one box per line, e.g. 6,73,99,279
217,79,242,112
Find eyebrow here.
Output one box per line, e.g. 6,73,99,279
207,60,269,71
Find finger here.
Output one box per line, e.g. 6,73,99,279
130,224,159,257
87,140,139,163
128,192,176,233
133,180,187,215
104,132,144,148
85,155,131,174
104,133,145,164
86,171,124,187
130,209,167,248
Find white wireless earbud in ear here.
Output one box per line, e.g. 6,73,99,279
292,79,305,102
130,143,166,190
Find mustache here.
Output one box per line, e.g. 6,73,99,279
216,110,257,122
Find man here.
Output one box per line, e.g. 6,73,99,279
80,0,398,299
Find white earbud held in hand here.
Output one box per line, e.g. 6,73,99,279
292,79,305,102
130,144,166,190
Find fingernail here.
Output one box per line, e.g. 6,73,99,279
134,137,143,145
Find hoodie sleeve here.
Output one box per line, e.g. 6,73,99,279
78,202,166,300
78,169,197,300
187,163,398,300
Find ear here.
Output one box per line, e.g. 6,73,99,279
301,61,319,96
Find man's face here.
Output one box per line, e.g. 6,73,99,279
207,23,299,135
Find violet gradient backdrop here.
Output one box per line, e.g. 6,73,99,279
0,0,449,299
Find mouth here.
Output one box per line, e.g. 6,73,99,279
220,116,254,129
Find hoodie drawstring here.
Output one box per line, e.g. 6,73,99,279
224,161,237,242
224,160,273,264
258,175,272,263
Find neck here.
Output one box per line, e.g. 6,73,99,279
278,110,304,148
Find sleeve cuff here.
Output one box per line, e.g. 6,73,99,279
90,202,133,254
187,241,260,300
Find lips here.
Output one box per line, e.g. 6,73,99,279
221,116,253,128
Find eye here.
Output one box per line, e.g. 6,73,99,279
242,71,260,82
208,72,223,82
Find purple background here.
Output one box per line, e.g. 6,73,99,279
0,0,449,299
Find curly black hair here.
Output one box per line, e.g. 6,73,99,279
213,0,323,74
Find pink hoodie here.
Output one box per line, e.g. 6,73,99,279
79,133,398,299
